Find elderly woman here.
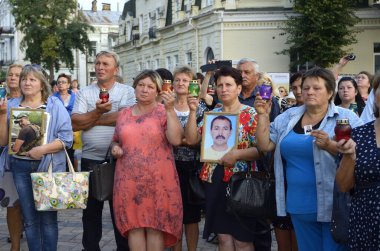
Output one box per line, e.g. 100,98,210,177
3,64,23,251
355,71,373,102
171,66,208,251
334,77,366,116
336,73,380,250
0,65,73,251
185,66,268,251
6,64,22,99
53,73,76,115
255,67,362,251
111,70,183,251
53,73,76,167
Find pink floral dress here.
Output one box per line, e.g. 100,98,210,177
112,104,183,247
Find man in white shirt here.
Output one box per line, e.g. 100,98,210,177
203,115,233,161
72,51,135,251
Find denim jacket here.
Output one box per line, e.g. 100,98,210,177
269,103,363,222
0,96,73,174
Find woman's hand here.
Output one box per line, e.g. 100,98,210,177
187,95,199,112
310,130,331,150
0,98,7,115
336,138,356,156
111,143,123,159
218,149,238,167
161,90,175,111
254,93,272,115
27,146,45,160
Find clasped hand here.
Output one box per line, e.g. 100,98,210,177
95,100,112,114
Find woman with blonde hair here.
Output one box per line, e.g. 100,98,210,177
0,64,73,251
2,64,24,251
111,70,183,251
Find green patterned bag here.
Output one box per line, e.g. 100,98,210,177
31,148,89,211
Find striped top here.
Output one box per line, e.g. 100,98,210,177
72,82,136,160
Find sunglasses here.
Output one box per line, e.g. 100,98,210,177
24,64,43,71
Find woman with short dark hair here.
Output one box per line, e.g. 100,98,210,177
334,77,366,116
336,73,380,250
185,66,267,251
255,67,362,251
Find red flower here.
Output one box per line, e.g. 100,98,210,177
240,112,250,125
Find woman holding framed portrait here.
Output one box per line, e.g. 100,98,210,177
185,66,268,251
0,64,73,251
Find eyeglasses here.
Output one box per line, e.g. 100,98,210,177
355,76,367,80
24,64,43,71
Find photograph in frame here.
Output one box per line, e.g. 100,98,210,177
201,112,239,163
8,108,47,156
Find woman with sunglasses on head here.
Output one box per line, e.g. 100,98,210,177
0,64,73,251
334,77,366,116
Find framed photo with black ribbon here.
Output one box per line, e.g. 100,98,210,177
8,108,47,156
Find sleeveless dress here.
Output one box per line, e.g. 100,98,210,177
112,104,183,247
349,121,380,250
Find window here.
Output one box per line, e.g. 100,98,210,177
89,41,97,57
156,59,160,69
186,52,192,67
166,56,172,71
205,0,214,7
139,14,143,34
375,43,380,73
206,47,214,63
174,55,179,67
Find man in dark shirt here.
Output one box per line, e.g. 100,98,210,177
237,58,280,122
12,113,40,154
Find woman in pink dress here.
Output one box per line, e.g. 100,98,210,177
111,70,183,251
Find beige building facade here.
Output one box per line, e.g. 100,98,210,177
115,0,380,84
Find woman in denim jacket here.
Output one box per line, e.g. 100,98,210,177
255,67,362,251
0,65,73,251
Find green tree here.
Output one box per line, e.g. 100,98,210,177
278,0,361,71
9,0,93,81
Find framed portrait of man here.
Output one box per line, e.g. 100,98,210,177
201,112,239,162
8,108,47,156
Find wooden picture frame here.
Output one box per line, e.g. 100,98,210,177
200,112,239,163
8,108,47,156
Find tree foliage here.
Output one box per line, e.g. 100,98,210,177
278,0,361,70
10,0,93,81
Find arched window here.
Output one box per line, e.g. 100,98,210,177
205,47,214,63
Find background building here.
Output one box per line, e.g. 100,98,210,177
77,0,121,84
115,0,380,85
0,0,28,69
0,0,120,86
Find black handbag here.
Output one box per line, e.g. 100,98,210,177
90,148,115,202
226,170,276,219
330,182,351,244
187,168,205,205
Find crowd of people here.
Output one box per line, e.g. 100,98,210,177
0,50,379,251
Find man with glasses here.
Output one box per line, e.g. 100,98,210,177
72,51,135,251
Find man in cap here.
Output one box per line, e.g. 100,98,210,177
12,113,41,154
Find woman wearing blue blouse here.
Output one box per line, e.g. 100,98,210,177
0,65,73,251
255,67,362,251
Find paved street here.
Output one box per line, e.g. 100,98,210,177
0,205,277,251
